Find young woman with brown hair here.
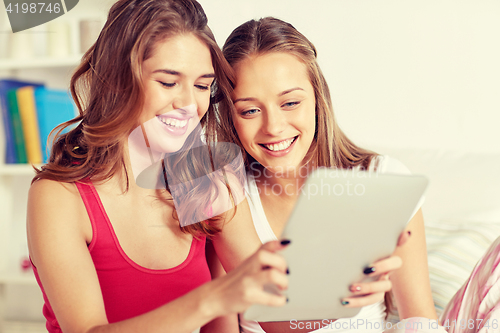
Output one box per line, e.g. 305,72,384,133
26,2,289,332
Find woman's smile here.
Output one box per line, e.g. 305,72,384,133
259,136,298,156
156,109,196,136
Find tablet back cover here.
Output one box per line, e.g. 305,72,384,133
244,169,428,322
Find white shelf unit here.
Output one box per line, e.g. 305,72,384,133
0,56,80,286
0,55,84,71
0,2,111,330
0,57,81,329
0,168,37,284
0,164,39,176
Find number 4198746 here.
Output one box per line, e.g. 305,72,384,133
6,2,61,14
442,318,498,330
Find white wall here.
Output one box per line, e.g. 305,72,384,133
2,0,498,153
200,0,500,153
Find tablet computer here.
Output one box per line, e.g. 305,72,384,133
244,168,428,322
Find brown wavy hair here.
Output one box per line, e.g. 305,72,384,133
33,0,236,236
219,17,395,315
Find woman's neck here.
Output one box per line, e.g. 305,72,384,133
127,126,164,181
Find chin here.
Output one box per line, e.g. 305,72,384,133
148,141,181,154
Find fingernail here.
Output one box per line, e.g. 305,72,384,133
407,231,411,236
286,268,290,275
280,239,291,246
341,300,349,306
363,266,376,275
350,285,361,292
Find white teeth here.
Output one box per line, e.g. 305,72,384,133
264,138,295,151
159,117,188,128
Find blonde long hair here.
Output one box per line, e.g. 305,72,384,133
219,17,394,315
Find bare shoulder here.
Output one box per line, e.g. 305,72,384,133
29,178,80,200
27,179,91,265
28,179,85,228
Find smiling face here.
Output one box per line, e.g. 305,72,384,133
139,33,215,154
231,52,316,174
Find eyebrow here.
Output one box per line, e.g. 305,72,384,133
153,69,215,79
279,87,304,96
233,97,258,104
233,87,305,104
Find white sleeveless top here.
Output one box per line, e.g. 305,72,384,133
240,156,417,333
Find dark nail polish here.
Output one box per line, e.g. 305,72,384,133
280,239,291,245
407,231,412,236
341,300,349,306
363,266,376,275
286,268,290,275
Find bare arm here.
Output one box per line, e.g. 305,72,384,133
390,209,437,320
27,180,287,333
200,240,239,333
211,197,262,272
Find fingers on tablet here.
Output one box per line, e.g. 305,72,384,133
252,242,289,299
260,292,287,307
280,239,291,246
348,279,392,296
341,290,386,307
363,266,376,275
255,249,287,275
260,269,288,291
255,259,289,307
365,255,402,276
261,239,291,252
349,284,362,292
397,229,412,246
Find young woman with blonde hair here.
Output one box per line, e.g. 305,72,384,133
217,17,500,333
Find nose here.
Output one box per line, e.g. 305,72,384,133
262,107,286,136
172,85,196,112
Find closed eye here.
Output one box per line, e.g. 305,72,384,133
195,85,210,91
159,81,176,88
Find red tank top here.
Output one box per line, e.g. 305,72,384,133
32,181,211,332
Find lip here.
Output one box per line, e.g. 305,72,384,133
259,136,298,157
157,115,192,136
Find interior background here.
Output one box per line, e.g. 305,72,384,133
3,0,498,154
197,0,500,154
0,0,498,330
